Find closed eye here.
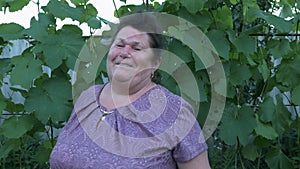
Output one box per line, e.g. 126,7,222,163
116,44,124,48
133,46,142,51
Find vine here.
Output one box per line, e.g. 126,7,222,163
0,0,299,168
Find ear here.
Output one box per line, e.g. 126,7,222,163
153,57,162,70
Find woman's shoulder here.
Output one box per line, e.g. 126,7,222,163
156,85,194,112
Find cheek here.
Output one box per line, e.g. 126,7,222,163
107,48,119,61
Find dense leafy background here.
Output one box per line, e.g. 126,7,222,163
0,0,299,168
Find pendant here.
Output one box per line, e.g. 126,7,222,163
96,109,114,128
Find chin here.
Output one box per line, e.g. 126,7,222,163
111,73,133,83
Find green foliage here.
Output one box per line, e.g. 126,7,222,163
0,0,299,168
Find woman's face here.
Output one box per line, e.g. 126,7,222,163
107,26,160,85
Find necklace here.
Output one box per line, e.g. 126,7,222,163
96,107,114,128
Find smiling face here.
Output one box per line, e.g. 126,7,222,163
107,26,160,87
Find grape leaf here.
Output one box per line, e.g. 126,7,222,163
273,95,292,134
179,0,207,14
276,56,300,89
178,7,211,31
10,52,43,90
35,25,84,70
267,39,292,59
46,0,83,21
80,4,98,23
0,23,24,41
207,30,230,60
249,8,293,32
7,0,30,12
24,77,73,124
0,115,35,138
255,114,278,140
259,96,275,122
228,63,252,86
219,106,257,146
0,58,12,78
212,6,233,29
242,143,259,161
0,139,20,159
229,33,256,57
168,39,193,63
70,0,88,6
23,13,54,41
266,149,294,169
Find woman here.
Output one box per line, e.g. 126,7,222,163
50,13,211,169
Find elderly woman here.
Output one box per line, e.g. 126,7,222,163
50,13,211,169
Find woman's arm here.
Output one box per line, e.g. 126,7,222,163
177,151,211,169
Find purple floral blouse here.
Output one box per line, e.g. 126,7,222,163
50,84,207,169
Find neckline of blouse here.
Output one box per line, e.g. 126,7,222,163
95,83,161,112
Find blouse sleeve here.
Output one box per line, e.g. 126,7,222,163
172,99,208,163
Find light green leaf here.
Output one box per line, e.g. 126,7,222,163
291,84,300,105
258,59,270,82
10,53,43,90
266,149,294,169
230,0,239,5
243,0,260,22
24,77,73,124
219,106,257,146
267,39,292,59
273,95,293,134
255,114,278,140
206,30,230,60
0,115,35,138
7,0,30,12
229,63,252,86
179,0,207,14
259,96,275,122
0,23,24,41
212,6,233,29
80,3,98,23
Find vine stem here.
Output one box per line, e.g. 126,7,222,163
112,0,120,18
257,149,262,169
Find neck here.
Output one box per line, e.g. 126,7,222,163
109,78,155,97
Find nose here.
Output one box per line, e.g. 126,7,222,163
119,45,132,58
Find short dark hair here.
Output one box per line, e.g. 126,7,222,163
111,12,164,58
